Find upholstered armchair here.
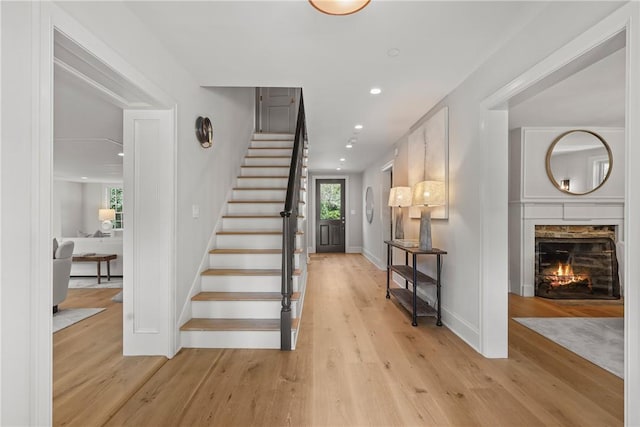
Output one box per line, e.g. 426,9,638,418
53,239,74,313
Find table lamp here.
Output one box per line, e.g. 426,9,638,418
388,187,412,239
99,209,116,232
412,181,445,250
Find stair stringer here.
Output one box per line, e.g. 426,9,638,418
175,183,237,348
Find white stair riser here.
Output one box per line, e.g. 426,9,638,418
232,189,287,201
247,148,293,157
181,330,296,349
227,203,283,215
241,167,291,176
253,133,294,141
236,177,289,188
222,217,303,230
209,253,300,269
244,157,292,167
227,202,304,215
216,234,302,249
201,274,299,292
250,140,294,149
191,300,298,319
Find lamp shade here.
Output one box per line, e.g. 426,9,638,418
412,181,445,206
98,209,116,221
308,0,371,15
388,186,412,207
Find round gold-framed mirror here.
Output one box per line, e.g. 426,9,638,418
545,129,613,195
365,186,374,223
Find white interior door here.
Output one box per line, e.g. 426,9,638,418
259,87,297,133
123,109,175,357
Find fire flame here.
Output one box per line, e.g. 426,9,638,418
550,263,590,287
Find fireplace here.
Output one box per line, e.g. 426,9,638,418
535,235,620,300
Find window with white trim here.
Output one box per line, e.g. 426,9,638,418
108,187,124,229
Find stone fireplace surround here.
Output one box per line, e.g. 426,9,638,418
534,225,620,299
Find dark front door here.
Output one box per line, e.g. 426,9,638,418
316,179,345,253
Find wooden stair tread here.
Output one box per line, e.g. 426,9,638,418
237,176,307,179
227,200,305,204
237,175,288,178
202,268,302,276
209,248,303,254
217,230,304,235
192,292,301,301
233,187,287,191
241,165,306,168
222,215,305,219
245,156,292,159
181,318,299,332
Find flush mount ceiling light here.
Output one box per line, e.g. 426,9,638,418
309,0,371,16
346,144,353,148
370,87,382,95
117,152,124,157
354,124,363,130
340,158,346,162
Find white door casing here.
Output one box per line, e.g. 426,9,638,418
123,110,176,357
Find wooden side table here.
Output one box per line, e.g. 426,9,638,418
384,240,446,327
72,254,118,284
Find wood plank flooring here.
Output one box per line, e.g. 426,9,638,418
54,254,624,426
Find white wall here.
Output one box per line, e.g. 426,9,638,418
1,2,254,424
361,2,625,351
53,181,82,238
307,171,363,253
52,181,123,238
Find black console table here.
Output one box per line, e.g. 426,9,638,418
385,240,446,327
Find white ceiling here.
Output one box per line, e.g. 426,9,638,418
123,1,548,172
54,66,124,183
509,47,625,130
54,2,625,177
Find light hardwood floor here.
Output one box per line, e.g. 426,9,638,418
54,254,624,426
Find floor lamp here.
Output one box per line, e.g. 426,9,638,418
388,187,412,240
412,181,445,251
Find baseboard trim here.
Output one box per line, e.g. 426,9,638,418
362,248,385,270
346,246,362,253
391,278,481,352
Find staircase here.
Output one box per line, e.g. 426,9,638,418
180,133,308,349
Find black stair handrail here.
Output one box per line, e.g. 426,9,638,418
280,90,306,351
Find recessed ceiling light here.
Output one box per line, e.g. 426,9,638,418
117,152,124,157
370,88,382,95
354,124,363,130
340,158,345,162
81,177,88,180
336,167,342,171
346,144,353,149
387,48,400,57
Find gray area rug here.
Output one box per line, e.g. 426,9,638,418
69,277,122,289
111,291,123,303
514,317,624,378
53,308,105,333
